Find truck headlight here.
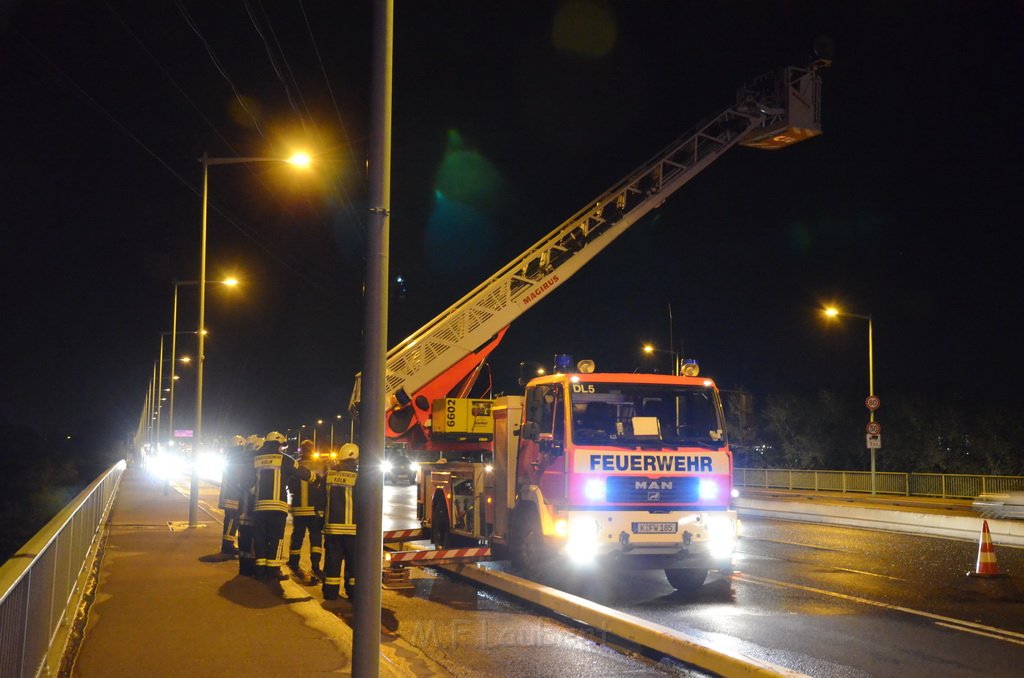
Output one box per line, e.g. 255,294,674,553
704,514,737,560
567,518,601,564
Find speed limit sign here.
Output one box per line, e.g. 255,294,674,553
866,421,882,435
865,395,881,411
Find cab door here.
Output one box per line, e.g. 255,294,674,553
518,383,567,502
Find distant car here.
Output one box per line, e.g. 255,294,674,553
972,492,1024,520
382,451,417,485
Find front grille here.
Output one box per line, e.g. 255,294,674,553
605,476,700,503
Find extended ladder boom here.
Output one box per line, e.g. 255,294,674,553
353,61,828,418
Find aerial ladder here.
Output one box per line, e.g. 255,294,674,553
351,59,829,449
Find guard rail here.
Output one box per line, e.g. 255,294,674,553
735,467,1024,499
0,460,125,678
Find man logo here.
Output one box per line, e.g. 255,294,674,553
648,491,660,501
635,480,673,490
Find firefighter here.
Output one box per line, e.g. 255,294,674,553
322,443,358,601
287,439,326,581
216,434,247,558
237,434,263,577
252,431,318,581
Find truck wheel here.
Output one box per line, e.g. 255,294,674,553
431,496,452,549
665,568,708,592
509,504,545,574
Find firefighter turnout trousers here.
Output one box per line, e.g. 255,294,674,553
323,535,356,600
288,515,323,572
252,510,287,577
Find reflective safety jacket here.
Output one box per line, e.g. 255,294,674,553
323,469,357,536
254,443,317,513
287,458,326,517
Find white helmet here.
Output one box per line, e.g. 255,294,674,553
266,431,287,445
339,443,359,461
232,435,246,446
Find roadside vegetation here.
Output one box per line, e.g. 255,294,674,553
0,423,122,564
729,389,1024,475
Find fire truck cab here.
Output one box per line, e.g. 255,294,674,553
420,359,738,591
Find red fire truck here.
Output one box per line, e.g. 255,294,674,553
355,58,828,590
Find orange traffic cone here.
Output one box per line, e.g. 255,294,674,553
967,520,1008,578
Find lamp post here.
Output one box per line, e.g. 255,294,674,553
331,414,342,449
169,278,236,446
192,152,310,528
823,306,878,495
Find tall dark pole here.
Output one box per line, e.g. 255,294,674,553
191,154,209,528
169,284,179,442
353,0,392,675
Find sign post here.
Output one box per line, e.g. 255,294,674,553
865,396,880,494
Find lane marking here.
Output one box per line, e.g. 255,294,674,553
933,622,1024,646
740,537,856,553
737,543,907,581
736,573,1024,645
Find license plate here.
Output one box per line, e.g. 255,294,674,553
632,522,678,534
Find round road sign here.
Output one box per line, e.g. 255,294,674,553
865,395,881,411
866,421,882,435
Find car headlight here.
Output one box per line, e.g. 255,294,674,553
381,460,392,473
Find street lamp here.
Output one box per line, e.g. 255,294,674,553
642,343,679,375
823,306,878,495
192,151,310,527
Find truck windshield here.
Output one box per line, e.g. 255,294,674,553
570,382,725,449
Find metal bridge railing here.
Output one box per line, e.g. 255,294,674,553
0,460,125,678
734,467,1024,499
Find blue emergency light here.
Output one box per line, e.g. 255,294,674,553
553,354,574,373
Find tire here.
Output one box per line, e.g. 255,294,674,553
509,503,546,574
431,496,452,549
665,568,708,592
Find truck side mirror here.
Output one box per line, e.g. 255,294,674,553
541,438,563,457
521,421,539,441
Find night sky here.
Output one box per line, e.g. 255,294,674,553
2,2,1022,445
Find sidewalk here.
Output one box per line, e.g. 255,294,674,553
68,468,696,678
68,467,445,677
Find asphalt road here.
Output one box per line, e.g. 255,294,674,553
191,476,1024,676
520,515,1024,677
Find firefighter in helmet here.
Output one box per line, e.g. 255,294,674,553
251,431,318,580
287,439,326,582
216,434,247,558
322,442,358,601
236,434,263,577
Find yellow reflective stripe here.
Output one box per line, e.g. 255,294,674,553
254,500,289,512
324,576,342,585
